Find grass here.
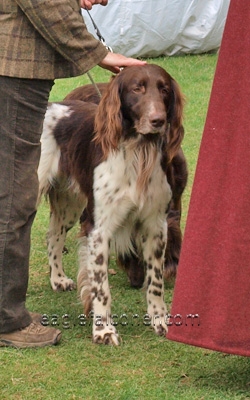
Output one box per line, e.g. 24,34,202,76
1,54,250,400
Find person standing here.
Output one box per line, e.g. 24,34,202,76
0,0,146,348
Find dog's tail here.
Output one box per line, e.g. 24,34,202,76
37,104,63,206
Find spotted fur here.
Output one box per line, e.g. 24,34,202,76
38,64,185,344
65,80,188,288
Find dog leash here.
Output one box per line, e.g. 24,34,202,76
85,9,113,98
85,9,113,53
86,71,102,98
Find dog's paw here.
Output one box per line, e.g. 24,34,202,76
154,321,168,336
149,311,168,336
93,325,119,345
51,277,76,291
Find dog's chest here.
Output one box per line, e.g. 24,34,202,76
93,149,171,218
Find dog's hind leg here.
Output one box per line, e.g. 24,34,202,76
47,187,86,291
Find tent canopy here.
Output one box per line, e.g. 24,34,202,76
83,0,230,57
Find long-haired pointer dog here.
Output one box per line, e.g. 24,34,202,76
38,64,185,344
64,82,188,289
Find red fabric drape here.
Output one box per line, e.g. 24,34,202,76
167,0,250,356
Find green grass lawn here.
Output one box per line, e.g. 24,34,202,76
1,54,250,400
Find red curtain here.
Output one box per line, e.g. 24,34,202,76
167,0,250,357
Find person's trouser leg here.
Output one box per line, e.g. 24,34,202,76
0,76,53,333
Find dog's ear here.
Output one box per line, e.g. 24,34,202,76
167,78,185,162
94,75,123,157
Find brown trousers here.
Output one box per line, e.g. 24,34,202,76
0,76,53,333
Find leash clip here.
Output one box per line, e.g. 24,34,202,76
86,9,113,52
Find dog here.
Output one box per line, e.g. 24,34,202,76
38,64,185,344
64,82,188,288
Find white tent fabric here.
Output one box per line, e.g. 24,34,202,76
82,0,230,57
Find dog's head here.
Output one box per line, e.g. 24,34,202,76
94,64,184,162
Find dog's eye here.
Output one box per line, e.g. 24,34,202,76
132,85,145,94
160,87,170,95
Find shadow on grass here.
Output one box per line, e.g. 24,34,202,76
176,345,250,397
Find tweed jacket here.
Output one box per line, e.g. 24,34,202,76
0,0,108,79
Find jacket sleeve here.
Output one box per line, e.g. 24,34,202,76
15,0,108,69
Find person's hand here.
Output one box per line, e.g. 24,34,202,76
98,52,147,74
80,0,108,10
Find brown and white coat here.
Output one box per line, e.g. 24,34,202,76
38,64,185,344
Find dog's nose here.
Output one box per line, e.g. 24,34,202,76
150,114,165,128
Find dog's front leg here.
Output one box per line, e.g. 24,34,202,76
87,229,119,345
142,223,168,336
